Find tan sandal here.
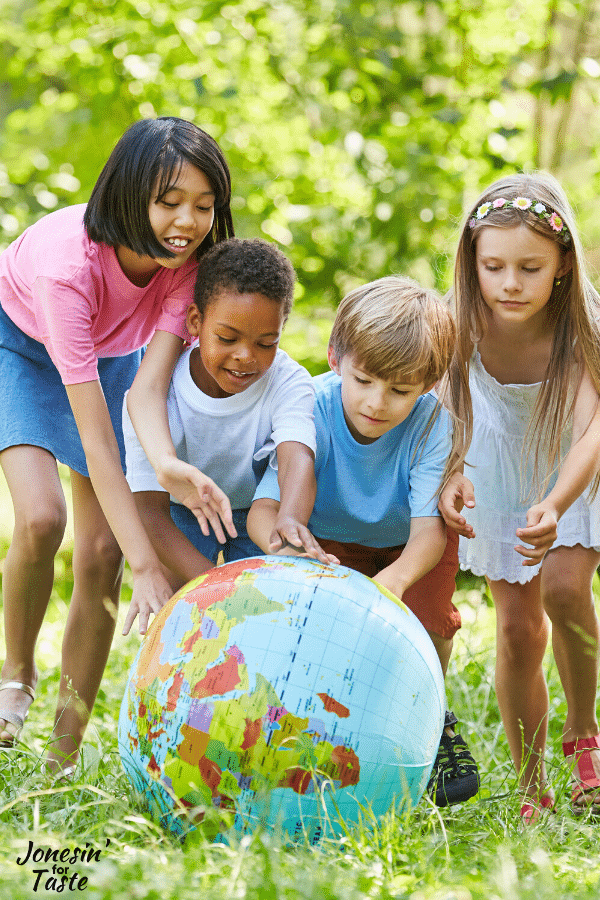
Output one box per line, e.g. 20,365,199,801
0,681,36,747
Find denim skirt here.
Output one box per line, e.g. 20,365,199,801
0,302,141,476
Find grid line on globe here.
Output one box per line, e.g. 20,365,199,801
118,556,445,843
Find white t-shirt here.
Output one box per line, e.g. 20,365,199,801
123,345,316,509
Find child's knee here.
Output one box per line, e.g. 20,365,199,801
75,531,123,583
543,578,589,624
497,613,548,664
14,500,67,559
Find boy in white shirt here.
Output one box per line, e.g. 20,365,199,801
123,238,328,589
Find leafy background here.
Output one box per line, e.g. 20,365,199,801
2,2,600,897
3,0,600,372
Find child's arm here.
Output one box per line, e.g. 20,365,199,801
266,441,333,564
135,491,213,588
374,397,451,595
373,516,447,600
66,379,176,635
247,497,338,563
247,498,295,554
438,469,476,538
516,367,600,565
126,330,236,542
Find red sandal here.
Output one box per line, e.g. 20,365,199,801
520,793,555,825
562,734,600,815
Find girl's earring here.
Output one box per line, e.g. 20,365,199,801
555,278,561,287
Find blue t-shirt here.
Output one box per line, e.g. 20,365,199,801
253,370,451,547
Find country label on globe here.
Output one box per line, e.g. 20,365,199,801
119,556,445,842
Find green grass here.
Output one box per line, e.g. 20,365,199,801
1,540,600,899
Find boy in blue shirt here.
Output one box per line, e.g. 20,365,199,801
247,275,478,807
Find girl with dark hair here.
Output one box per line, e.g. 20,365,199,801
0,117,234,774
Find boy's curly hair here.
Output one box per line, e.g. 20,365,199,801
194,238,296,322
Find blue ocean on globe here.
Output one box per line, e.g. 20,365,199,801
119,556,445,843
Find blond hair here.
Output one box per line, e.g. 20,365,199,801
329,275,464,486
449,171,600,499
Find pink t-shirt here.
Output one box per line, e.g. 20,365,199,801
0,204,195,384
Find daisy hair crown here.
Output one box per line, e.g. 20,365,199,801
468,196,571,242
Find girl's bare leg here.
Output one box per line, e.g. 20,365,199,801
488,574,551,796
0,446,67,741
47,469,123,771
541,545,600,741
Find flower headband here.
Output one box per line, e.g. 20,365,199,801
468,197,571,242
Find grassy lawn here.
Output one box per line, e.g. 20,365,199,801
0,475,599,899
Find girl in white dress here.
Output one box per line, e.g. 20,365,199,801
440,173,600,822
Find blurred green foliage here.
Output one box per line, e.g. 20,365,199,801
2,0,600,371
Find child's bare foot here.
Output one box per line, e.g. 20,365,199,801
46,718,82,778
46,748,79,779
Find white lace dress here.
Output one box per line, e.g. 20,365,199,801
458,349,600,584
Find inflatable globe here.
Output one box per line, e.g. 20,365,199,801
119,556,445,842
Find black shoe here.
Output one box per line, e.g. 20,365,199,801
427,710,480,807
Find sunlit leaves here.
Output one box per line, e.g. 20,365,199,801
2,0,600,314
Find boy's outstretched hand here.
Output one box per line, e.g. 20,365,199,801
438,471,476,538
156,457,237,543
268,515,339,566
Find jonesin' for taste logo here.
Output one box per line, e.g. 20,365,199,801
16,839,110,892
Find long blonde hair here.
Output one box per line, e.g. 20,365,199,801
447,171,600,499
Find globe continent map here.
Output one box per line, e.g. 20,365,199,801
118,556,445,842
